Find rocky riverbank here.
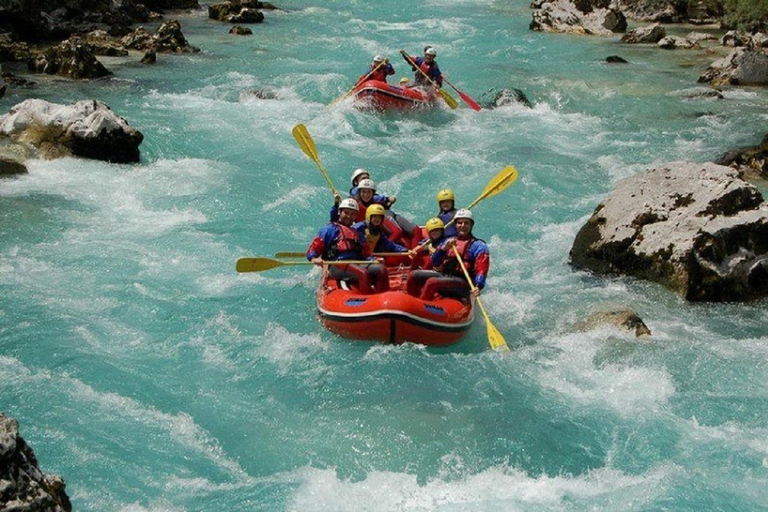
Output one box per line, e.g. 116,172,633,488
1,412,71,511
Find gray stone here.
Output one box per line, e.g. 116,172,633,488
530,0,626,35
621,23,666,44
699,48,768,86
0,157,27,175
574,309,652,337
570,162,768,302
0,99,144,163
0,412,71,511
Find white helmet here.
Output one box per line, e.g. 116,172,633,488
339,198,359,211
351,168,369,185
357,178,376,191
454,208,474,223
373,54,384,63
425,47,437,56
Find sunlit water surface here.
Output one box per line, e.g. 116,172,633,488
2,1,768,510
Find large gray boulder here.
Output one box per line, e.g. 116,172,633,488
0,412,71,511
570,162,768,302
530,0,626,35
698,48,768,86
0,99,144,163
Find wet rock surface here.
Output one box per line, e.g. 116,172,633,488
570,162,768,302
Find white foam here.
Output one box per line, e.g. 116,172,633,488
286,464,671,511
254,323,329,375
536,330,676,417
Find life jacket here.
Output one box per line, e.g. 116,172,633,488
441,237,478,277
370,67,389,82
327,223,363,260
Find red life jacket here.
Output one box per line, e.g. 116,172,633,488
370,68,389,82
328,223,362,259
442,237,476,276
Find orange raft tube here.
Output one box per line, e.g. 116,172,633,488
316,265,474,346
352,79,436,111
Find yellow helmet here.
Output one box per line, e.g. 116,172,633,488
366,203,386,223
425,217,445,233
437,188,455,203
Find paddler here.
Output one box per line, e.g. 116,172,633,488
355,204,409,258
409,217,446,270
307,198,389,293
358,55,395,84
435,188,458,237
401,46,443,88
430,209,489,297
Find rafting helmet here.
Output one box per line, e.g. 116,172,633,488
357,178,376,191
351,168,370,186
437,188,455,203
424,46,437,57
425,217,445,233
366,204,386,223
454,208,474,224
373,54,384,63
339,198,359,211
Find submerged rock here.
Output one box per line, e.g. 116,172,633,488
574,309,651,337
0,412,72,511
606,55,629,63
570,162,768,302
0,156,27,175
0,99,144,163
481,88,532,108
230,25,254,35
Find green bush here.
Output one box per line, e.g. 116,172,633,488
724,0,768,28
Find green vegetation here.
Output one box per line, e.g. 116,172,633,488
724,0,768,28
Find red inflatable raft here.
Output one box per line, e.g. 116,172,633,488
316,265,474,346
352,80,437,111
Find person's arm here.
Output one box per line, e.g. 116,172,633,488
470,242,490,290
306,227,329,261
433,65,443,87
430,239,452,269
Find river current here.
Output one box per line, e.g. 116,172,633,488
2,1,768,510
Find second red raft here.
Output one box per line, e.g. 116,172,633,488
352,79,437,111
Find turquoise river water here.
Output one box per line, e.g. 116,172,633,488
2,0,768,510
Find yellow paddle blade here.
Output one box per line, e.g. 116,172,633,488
476,298,509,352
438,88,459,110
292,124,318,163
236,257,289,272
479,165,518,201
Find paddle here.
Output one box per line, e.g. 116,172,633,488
274,251,410,259
236,257,374,273
452,252,508,352
291,124,339,197
442,76,481,111
329,60,387,106
399,50,458,110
